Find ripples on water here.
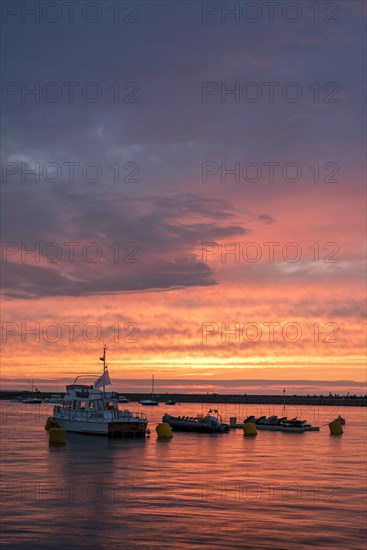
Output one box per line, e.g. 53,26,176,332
1,402,366,549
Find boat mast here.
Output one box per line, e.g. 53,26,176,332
152,374,154,396
101,345,107,397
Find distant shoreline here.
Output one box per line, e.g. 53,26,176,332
1,390,366,407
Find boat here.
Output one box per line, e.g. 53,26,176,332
140,399,159,406
140,375,159,406
163,409,230,433
52,346,148,437
10,396,24,403
22,396,44,404
21,380,43,403
118,395,129,403
280,418,312,428
243,415,319,432
165,400,176,405
43,394,63,404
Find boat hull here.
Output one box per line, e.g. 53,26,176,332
231,423,319,432
163,415,229,433
256,424,319,432
167,422,224,433
54,418,147,438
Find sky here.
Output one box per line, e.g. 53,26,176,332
1,0,366,394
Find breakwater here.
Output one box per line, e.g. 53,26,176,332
1,391,365,407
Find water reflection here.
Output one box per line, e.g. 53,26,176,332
1,403,366,549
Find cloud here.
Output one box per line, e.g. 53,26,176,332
1,1,365,386
258,214,276,225
2,189,253,298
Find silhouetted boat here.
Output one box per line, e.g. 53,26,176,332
22,396,43,404
243,415,319,432
140,375,159,406
21,380,43,403
43,394,63,403
163,409,230,433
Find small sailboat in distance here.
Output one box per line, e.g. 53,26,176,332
140,374,160,406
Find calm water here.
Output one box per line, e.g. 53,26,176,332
1,401,366,549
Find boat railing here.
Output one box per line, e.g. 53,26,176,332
54,409,110,420
54,407,147,422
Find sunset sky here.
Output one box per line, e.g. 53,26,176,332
1,1,366,394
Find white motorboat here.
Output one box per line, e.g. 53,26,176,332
43,394,63,404
20,380,43,403
118,395,129,403
52,346,148,437
22,396,43,404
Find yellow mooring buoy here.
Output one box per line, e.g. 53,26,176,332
243,422,257,437
45,417,59,431
156,422,173,439
49,427,67,445
329,420,343,435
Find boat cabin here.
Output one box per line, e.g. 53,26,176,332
59,385,121,411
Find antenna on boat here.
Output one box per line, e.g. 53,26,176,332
283,388,286,412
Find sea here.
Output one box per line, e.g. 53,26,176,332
1,401,366,549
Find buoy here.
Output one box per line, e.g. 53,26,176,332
243,422,257,437
156,422,173,439
329,420,343,435
45,417,59,431
49,427,67,445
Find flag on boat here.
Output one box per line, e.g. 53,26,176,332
94,369,111,389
